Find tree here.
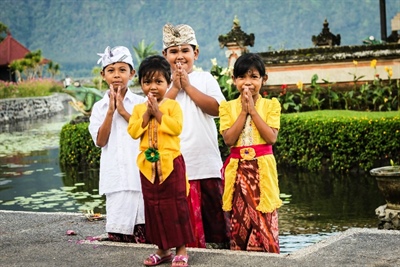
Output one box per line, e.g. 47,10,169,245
9,60,23,82
9,49,59,80
91,66,106,90
47,60,60,78
24,50,44,78
0,22,9,42
132,39,158,66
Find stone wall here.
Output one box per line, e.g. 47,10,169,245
0,93,74,124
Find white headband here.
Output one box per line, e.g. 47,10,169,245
97,46,134,69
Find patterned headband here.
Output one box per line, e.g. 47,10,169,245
97,46,134,69
162,23,198,50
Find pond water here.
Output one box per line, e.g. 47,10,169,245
0,111,385,254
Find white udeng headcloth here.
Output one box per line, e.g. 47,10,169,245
97,46,134,69
162,23,198,50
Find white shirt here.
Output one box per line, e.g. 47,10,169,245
88,89,145,194
174,71,226,180
64,77,71,87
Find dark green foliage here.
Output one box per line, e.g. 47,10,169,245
270,74,399,113
215,118,230,161
59,121,101,168
60,111,400,173
275,111,400,173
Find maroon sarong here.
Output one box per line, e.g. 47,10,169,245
140,155,195,250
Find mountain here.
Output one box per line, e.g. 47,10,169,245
0,0,398,79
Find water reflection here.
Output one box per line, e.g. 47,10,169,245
278,167,383,235
0,106,107,213
0,148,105,212
0,149,384,230
60,163,106,212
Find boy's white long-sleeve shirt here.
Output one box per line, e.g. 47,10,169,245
88,89,145,194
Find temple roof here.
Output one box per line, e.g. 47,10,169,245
0,33,30,66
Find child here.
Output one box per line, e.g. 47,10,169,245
88,46,146,243
162,23,229,249
219,53,282,253
127,55,194,267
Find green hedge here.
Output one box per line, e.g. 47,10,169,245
59,121,101,168
60,111,400,173
275,110,400,173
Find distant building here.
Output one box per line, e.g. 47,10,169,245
0,32,30,82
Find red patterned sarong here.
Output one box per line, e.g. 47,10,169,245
186,178,230,248
229,159,280,253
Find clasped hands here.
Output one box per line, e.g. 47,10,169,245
145,93,160,117
108,84,125,114
241,87,256,115
171,62,190,91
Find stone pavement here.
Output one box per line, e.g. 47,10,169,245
1,210,400,267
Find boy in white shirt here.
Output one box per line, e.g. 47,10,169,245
163,23,229,248
89,46,146,243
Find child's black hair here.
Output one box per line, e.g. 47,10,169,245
233,53,266,78
138,55,171,84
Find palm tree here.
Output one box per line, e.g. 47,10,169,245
132,39,158,66
47,60,60,78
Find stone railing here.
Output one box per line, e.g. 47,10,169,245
259,43,400,65
258,43,400,88
0,93,74,124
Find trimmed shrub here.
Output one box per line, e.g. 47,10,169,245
275,110,400,173
60,111,400,173
59,120,101,168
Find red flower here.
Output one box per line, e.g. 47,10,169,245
262,91,268,97
280,84,287,95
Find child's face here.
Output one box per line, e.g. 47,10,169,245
163,44,199,74
233,68,267,97
101,62,135,92
141,71,170,102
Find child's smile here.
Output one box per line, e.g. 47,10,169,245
141,72,168,102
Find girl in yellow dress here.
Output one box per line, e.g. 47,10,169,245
128,55,194,266
219,53,282,253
